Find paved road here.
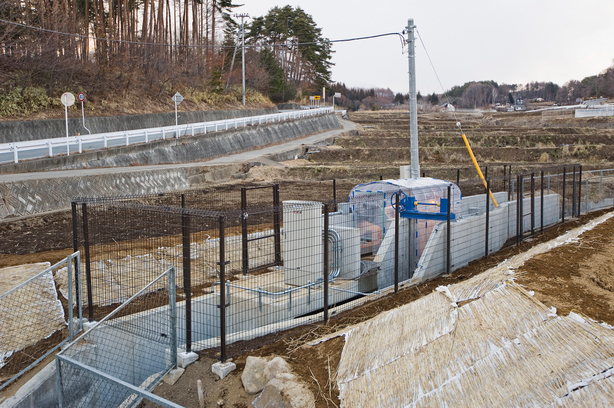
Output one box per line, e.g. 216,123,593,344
0,118,356,183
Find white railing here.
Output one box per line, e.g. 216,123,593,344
0,107,334,164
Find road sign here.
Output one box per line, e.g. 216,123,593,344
309,96,315,101
61,92,75,107
314,95,321,100
172,92,184,105
78,92,85,102
334,93,341,98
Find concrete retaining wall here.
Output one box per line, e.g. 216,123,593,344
413,194,560,282
0,108,277,144
1,114,340,173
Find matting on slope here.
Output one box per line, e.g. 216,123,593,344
336,211,614,407
338,281,614,407
0,263,65,368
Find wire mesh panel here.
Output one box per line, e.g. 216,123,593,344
0,253,81,391
56,267,177,408
69,166,614,364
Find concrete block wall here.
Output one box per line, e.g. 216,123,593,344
0,168,191,219
412,194,561,283
0,108,277,144
1,114,340,173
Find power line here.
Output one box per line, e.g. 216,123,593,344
0,18,404,50
415,28,461,129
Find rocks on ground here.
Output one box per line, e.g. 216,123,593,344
241,356,315,408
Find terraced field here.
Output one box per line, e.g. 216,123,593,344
273,110,614,183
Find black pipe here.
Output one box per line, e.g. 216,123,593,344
485,179,490,257
394,193,400,293
503,165,507,192
540,170,544,234
241,188,248,275
562,166,566,223
81,203,93,321
578,165,583,216
516,175,521,245
446,185,451,274
531,173,535,237
71,202,81,314
456,169,460,185
323,204,329,322
219,215,226,362
273,184,282,265
182,208,192,353
572,165,577,217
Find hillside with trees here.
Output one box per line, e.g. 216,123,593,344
0,2,332,118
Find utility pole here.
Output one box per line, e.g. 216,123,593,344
406,19,420,178
236,13,250,106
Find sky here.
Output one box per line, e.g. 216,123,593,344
238,0,614,95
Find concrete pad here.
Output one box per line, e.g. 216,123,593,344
178,351,198,368
212,361,236,380
163,367,185,385
83,320,98,330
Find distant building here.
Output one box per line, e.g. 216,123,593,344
440,103,455,111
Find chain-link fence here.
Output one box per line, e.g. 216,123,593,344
55,266,178,408
0,252,82,392
69,165,614,365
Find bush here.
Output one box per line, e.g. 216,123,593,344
0,86,59,117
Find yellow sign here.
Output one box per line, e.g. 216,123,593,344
314,95,321,100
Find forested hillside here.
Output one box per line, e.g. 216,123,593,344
0,2,331,118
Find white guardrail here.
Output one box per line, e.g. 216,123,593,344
0,107,334,164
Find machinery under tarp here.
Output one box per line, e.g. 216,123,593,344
348,177,462,259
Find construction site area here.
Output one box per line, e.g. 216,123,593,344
2,108,614,407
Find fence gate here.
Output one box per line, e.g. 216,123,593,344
240,184,282,276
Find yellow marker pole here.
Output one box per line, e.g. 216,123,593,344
461,133,499,207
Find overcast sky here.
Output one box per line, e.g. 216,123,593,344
238,0,614,95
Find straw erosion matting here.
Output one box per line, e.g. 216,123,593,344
334,211,614,406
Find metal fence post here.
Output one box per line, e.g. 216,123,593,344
332,179,337,212
541,170,544,234
241,188,248,276
273,184,282,265
67,254,74,341
503,165,507,192
456,169,460,185
169,266,177,368
446,184,451,274
71,203,81,313
531,173,535,237
394,193,400,293
516,175,521,245
56,358,63,408
81,203,94,321
219,215,227,362
485,179,490,257
572,165,577,217
182,208,192,354
578,165,582,216
508,165,512,201
323,204,329,322
562,166,566,223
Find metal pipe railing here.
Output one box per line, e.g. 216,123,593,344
0,107,334,164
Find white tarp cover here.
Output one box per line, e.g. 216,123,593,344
0,263,66,368
349,177,462,217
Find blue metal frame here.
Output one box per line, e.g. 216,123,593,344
393,194,456,221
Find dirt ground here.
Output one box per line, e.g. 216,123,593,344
142,209,614,408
